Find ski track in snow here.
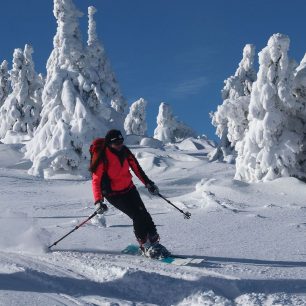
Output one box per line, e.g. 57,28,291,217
1,249,306,305
0,143,306,305
0,250,238,305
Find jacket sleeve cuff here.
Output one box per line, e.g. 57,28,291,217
94,198,103,205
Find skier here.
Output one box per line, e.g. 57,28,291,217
90,129,170,258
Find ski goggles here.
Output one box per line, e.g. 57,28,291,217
110,137,124,145
113,139,124,145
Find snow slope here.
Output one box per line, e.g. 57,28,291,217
0,140,306,305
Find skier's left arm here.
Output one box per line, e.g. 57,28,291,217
126,148,159,195
126,148,152,184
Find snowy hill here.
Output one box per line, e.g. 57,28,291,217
0,141,306,305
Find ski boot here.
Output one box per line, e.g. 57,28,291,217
145,242,171,259
139,235,171,259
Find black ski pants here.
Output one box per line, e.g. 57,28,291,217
106,187,157,241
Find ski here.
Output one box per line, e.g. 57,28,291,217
122,244,204,266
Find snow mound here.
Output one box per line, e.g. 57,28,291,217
235,292,306,306
177,290,232,306
140,137,164,149
125,134,143,145
175,137,216,152
125,135,164,148
135,151,170,171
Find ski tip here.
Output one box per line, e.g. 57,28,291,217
122,244,141,255
161,257,175,264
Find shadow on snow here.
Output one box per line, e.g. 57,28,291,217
0,266,306,304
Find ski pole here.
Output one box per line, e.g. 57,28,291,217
158,193,191,219
48,210,98,249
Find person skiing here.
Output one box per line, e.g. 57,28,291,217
90,129,170,258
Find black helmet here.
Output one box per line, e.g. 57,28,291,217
105,129,124,145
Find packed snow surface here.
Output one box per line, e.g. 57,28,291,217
0,140,306,305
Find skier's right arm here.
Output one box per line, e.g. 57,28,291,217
92,161,105,203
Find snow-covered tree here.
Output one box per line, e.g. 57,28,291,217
221,44,257,101
124,98,147,136
86,6,126,116
293,53,306,105
235,33,303,182
293,54,306,174
25,0,125,177
154,102,196,143
210,44,256,162
0,45,43,141
26,0,123,176
0,60,11,107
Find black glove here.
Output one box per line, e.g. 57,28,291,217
146,183,159,196
95,200,108,214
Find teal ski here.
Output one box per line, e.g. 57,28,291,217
122,244,204,266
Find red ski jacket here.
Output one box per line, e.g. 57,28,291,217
92,146,152,202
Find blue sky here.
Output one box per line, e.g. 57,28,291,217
1,0,306,140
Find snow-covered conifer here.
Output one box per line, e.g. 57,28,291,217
124,98,147,136
86,6,126,116
0,45,43,141
293,54,306,109
210,44,256,162
222,44,257,100
235,34,303,182
154,102,196,143
292,54,306,174
25,0,124,177
0,60,11,107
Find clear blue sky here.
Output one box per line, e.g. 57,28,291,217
1,0,306,140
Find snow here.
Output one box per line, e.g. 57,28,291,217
0,210,51,254
1,141,306,305
140,137,164,149
0,1,305,303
